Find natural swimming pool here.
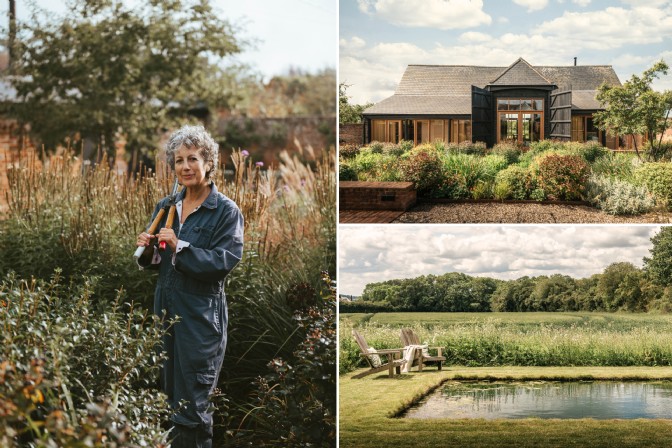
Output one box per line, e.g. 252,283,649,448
403,381,672,419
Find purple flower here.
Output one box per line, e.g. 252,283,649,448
256,161,264,167
241,150,249,157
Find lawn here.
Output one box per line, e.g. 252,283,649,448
340,366,672,448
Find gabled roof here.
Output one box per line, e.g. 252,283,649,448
364,59,621,116
490,58,553,86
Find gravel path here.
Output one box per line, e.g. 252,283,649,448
393,202,672,224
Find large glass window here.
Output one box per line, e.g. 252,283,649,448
371,119,401,143
450,119,472,143
497,97,544,145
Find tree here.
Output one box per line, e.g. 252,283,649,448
594,60,672,161
339,83,373,124
10,0,249,166
644,226,672,288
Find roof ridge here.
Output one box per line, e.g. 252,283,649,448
490,57,553,85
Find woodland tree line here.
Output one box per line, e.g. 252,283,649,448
340,227,672,313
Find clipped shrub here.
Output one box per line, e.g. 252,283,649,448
587,174,655,215
494,165,534,200
634,162,672,208
490,141,522,164
339,161,358,181
534,153,590,200
399,146,444,196
338,143,360,159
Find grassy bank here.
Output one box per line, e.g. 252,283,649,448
340,366,672,448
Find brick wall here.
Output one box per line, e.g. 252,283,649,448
0,119,39,214
339,181,416,211
339,123,364,146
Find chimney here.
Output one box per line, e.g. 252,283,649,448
574,57,577,66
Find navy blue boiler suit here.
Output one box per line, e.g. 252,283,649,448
141,183,244,436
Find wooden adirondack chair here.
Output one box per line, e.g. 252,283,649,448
351,329,406,379
400,328,445,371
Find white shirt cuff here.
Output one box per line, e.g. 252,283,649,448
172,240,190,266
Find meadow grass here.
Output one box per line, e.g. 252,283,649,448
340,312,672,374
340,366,672,448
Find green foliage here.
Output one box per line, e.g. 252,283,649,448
241,274,336,446
587,174,655,215
634,162,672,208
11,0,247,161
534,153,590,200
494,165,535,200
338,144,361,160
399,146,444,196
340,313,672,373
339,83,373,124
644,227,672,288
594,60,672,158
444,141,488,156
339,161,358,181
350,149,401,181
0,148,337,445
590,152,640,181
0,271,171,446
490,141,522,164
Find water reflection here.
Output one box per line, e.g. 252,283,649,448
404,381,672,419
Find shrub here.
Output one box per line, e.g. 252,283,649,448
398,139,414,153
534,154,590,200
490,141,522,164
494,165,534,200
240,273,335,446
471,180,493,200
587,174,655,215
339,144,360,159
480,154,509,179
0,271,171,447
564,141,608,163
350,150,400,181
446,141,488,156
367,141,384,154
634,162,672,208
442,153,486,190
399,147,444,196
434,174,471,199
591,152,640,181
339,161,358,181
644,141,672,162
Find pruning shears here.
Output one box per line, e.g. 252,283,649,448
133,178,180,260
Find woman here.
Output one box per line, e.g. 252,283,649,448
136,124,244,447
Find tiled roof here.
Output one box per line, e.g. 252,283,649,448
364,95,471,115
364,59,621,116
490,58,553,86
571,90,602,110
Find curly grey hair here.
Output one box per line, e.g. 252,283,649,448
165,124,219,179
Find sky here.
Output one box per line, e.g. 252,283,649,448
338,225,661,296
340,0,672,104
3,0,337,81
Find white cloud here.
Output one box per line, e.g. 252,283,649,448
512,0,549,12
357,0,492,29
339,36,367,51
572,0,591,6
338,226,659,295
534,6,672,50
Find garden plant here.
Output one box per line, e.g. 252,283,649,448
339,139,672,216
0,147,336,446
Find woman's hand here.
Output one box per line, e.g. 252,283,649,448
157,227,178,252
137,232,155,247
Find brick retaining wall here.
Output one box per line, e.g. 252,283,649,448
339,123,364,146
339,181,416,211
